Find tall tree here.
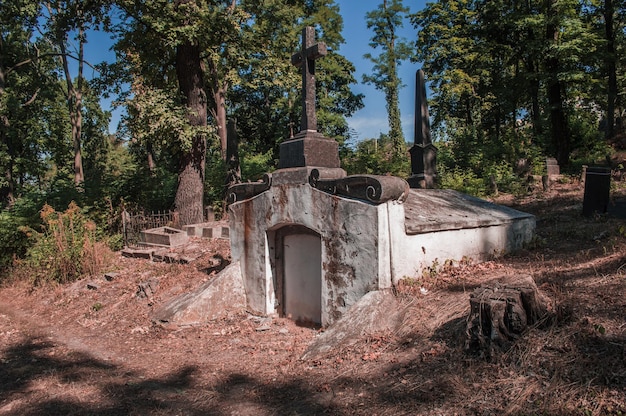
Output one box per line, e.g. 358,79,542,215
0,0,39,204
363,0,413,160
413,0,599,171
411,0,483,167
1,0,65,205
586,0,626,141
174,0,213,225
603,0,618,141
42,0,109,187
114,0,246,224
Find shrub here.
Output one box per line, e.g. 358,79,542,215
0,194,44,277
438,167,487,197
23,202,111,285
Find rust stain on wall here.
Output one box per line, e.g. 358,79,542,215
323,231,356,289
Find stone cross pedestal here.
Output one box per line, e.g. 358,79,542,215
278,26,340,170
408,69,437,189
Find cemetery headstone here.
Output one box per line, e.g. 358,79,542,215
582,167,611,217
546,157,560,176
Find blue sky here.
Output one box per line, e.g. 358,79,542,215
335,0,426,145
85,1,427,142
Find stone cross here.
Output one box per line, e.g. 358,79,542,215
408,69,438,189
277,26,339,171
291,26,327,134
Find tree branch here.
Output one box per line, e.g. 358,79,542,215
21,89,40,107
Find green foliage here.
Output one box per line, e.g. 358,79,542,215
438,167,487,197
240,146,275,182
0,189,53,276
231,0,363,160
363,0,413,159
22,202,103,285
120,164,178,213
483,162,526,196
204,144,228,217
411,0,608,170
124,81,214,155
342,134,409,177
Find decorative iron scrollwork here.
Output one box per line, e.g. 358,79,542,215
226,173,272,204
309,169,409,204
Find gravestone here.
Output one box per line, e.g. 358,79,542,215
278,26,340,170
408,69,437,189
583,167,611,217
546,157,560,176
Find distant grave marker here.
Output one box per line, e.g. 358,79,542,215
546,157,560,176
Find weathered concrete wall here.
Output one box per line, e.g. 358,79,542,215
229,183,394,326
389,213,535,282
229,185,535,327
388,189,535,282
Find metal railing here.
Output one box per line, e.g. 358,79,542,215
122,210,180,248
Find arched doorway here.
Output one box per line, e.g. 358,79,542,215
275,225,322,327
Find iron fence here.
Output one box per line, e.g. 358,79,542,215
122,210,180,248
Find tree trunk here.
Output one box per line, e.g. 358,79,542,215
1,129,15,206
545,0,571,167
58,16,84,186
175,40,207,226
147,140,156,173
214,86,228,160
226,118,241,188
0,64,15,205
465,275,554,359
604,0,617,141
525,58,542,139
384,0,405,160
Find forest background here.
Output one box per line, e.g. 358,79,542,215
1,0,625,281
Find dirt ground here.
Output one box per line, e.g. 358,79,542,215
1,179,625,415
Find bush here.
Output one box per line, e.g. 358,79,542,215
438,167,487,197
0,193,45,276
22,202,112,285
0,211,33,273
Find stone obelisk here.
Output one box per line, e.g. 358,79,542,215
408,69,437,189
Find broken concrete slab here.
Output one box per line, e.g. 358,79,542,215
152,261,246,326
121,247,154,260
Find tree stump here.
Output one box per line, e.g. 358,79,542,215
465,275,554,358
